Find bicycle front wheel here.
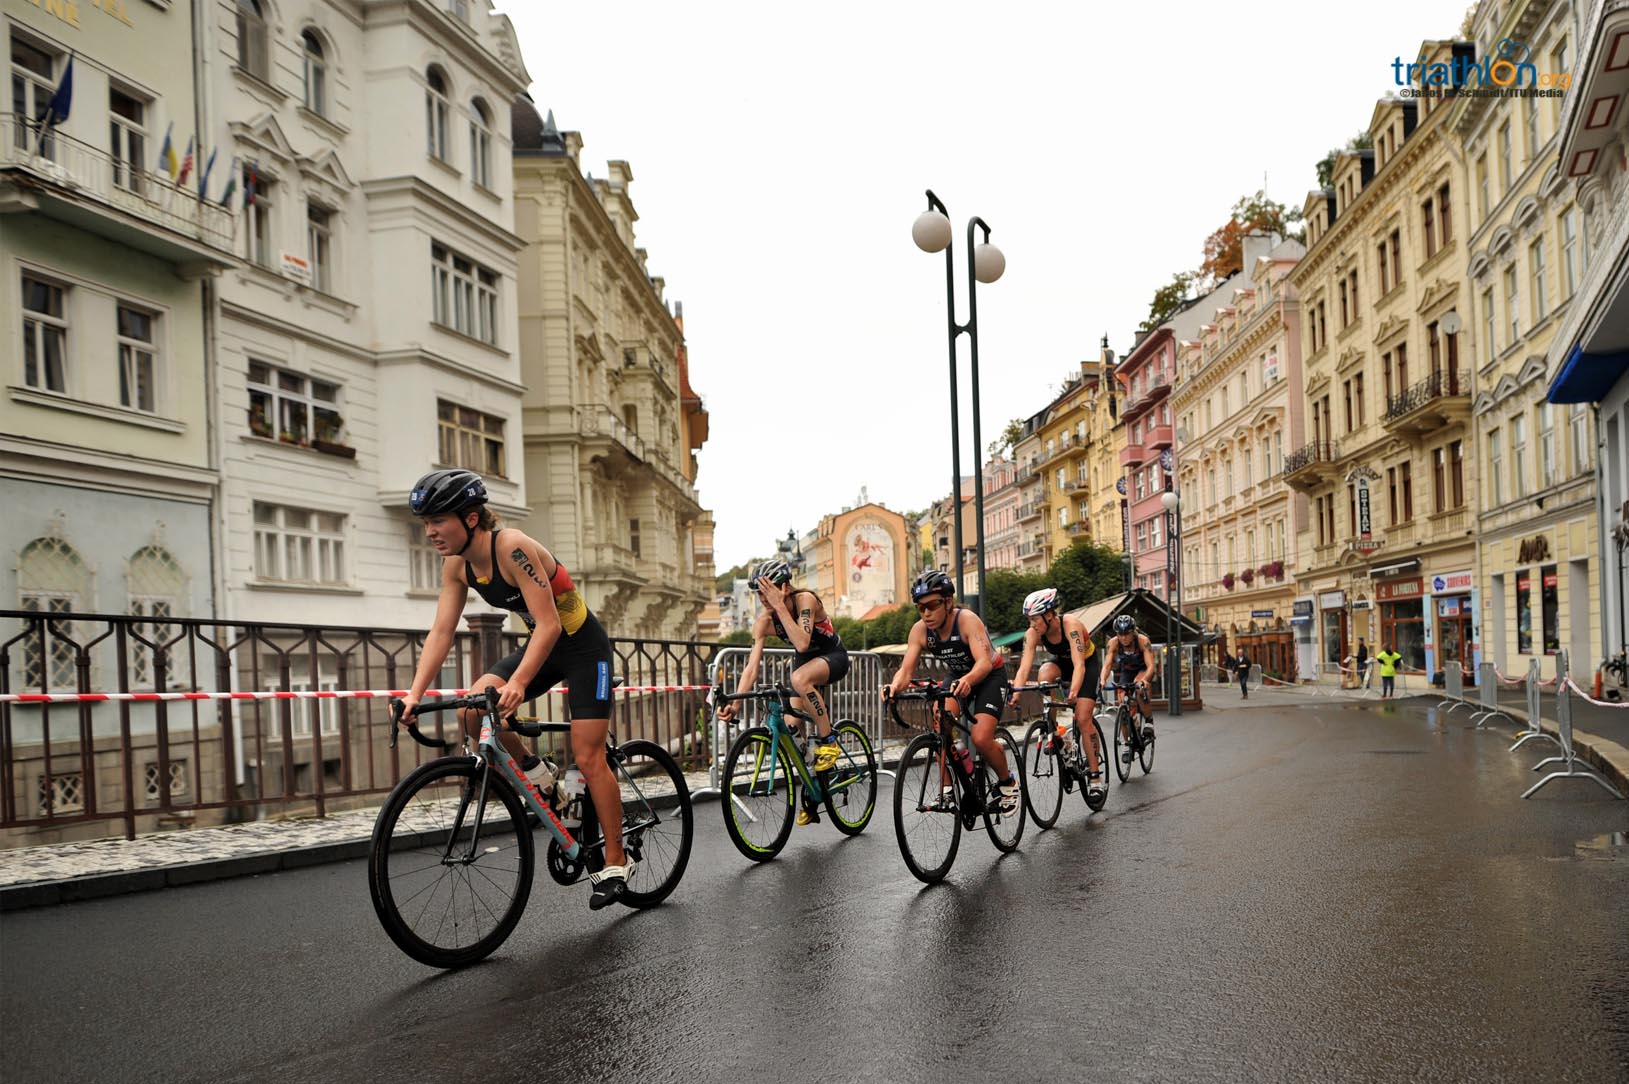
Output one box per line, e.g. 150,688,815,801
722,726,795,861
1113,707,1134,783
368,757,533,969
612,739,693,907
980,729,1025,853
893,733,960,884
1082,717,1109,813
1138,719,1156,775
1021,719,1064,829
822,720,878,836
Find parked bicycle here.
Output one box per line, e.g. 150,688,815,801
368,689,693,968
1103,680,1155,782
1013,681,1108,828
715,683,878,861
885,681,1027,884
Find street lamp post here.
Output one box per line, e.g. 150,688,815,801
913,190,1005,616
1161,489,1183,717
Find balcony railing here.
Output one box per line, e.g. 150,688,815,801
1384,370,1468,426
1282,440,1340,478
2,114,236,255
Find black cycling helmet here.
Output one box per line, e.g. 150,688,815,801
1113,614,1137,635
410,469,487,517
911,569,955,602
750,558,793,591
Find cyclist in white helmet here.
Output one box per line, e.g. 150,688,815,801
1011,588,1105,802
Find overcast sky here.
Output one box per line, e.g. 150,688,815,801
499,0,1472,573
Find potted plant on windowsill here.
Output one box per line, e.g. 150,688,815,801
1264,559,1284,581
278,430,301,445
1221,572,1236,591
249,415,273,439
1239,567,1255,586
312,414,354,458
312,439,357,458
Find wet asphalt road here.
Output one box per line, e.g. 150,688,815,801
2,697,1627,1084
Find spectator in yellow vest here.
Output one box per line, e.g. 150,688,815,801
1374,644,1403,699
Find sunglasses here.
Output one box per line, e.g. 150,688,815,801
916,597,947,614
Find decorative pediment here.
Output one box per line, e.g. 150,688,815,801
1467,251,1491,281
1371,314,1408,345
1249,406,1279,428
1488,224,1514,257
1516,354,1549,387
1473,391,1496,414
1415,279,1457,316
1538,164,1566,200
1492,373,1520,402
1336,345,1365,374
296,148,355,191
1513,195,1541,231
228,113,297,162
1305,372,1332,399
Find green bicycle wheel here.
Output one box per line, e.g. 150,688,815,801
821,720,877,836
722,726,796,861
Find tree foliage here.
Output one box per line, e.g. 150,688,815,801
988,417,1024,459
715,562,751,594
1315,130,1373,189
1137,271,1196,335
1198,190,1303,285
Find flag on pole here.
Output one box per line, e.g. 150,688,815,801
158,123,178,180
30,52,73,156
217,156,238,207
176,136,195,187
244,162,257,208
197,146,217,199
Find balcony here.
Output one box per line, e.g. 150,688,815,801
1015,463,1036,484
579,405,648,463
1120,442,1146,469
1068,521,1092,537
1281,440,1341,490
1017,500,1047,523
1144,424,1174,450
1,115,236,268
1060,477,1085,492
1382,370,1470,435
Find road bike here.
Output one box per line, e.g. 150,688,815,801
1013,681,1108,828
715,683,878,861
1104,680,1155,782
886,681,1026,884
367,688,693,968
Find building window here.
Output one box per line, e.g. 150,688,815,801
236,0,269,81
1343,379,1354,433
38,772,83,815
1504,264,1520,344
12,38,61,159
1377,239,1389,295
1560,210,1578,298
430,243,499,344
447,0,471,21
127,544,185,688
301,31,327,115
21,274,68,394
18,534,84,691
247,361,343,445
244,167,273,267
1538,402,1557,487
307,204,333,293
629,518,642,559
109,88,148,195
437,400,506,476
1449,439,1465,507
1516,569,1533,654
1511,407,1529,498
1524,92,1540,160
1475,155,1489,222
1541,563,1560,654
1498,120,1513,193
426,66,451,161
1482,286,1497,359
253,503,347,584
1389,229,1402,291
1530,238,1548,322
1422,197,1437,258
116,303,158,413
1489,427,1503,505
1569,403,1590,474
469,98,493,188
144,759,189,803
1432,446,1447,514
1438,183,1453,246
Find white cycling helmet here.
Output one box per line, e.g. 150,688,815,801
1022,588,1061,618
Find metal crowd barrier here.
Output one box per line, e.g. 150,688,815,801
1510,657,1561,753
1468,662,1514,729
1521,651,1624,799
1436,662,1469,714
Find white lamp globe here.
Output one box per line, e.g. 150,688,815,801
1160,491,1180,513
912,211,952,253
973,242,1006,283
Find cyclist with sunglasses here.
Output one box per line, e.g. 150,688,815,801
1011,587,1105,802
882,570,1020,815
719,558,850,825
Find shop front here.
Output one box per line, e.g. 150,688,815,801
1426,568,1476,678
1376,575,1426,673
1235,608,1296,682
1318,590,1347,672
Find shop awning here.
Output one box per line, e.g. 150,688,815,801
1066,588,1205,644
991,629,1028,649
1370,558,1420,578
1547,344,1629,403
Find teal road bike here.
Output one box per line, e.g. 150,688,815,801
715,683,878,861
368,689,693,968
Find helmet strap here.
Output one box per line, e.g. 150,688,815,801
455,510,480,557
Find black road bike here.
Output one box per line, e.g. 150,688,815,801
1014,681,1109,828
1104,680,1156,782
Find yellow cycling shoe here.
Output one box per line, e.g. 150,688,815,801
812,738,843,773
796,802,820,826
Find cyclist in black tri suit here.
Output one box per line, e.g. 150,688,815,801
396,468,632,910
720,558,851,825
883,569,1020,815
1011,587,1105,801
1105,613,1157,737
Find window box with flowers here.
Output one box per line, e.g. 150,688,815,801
1221,572,1236,591
248,361,355,458
1239,567,1255,586
1259,560,1284,582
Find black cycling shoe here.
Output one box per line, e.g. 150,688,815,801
588,862,634,910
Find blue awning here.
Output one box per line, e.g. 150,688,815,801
1547,344,1629,404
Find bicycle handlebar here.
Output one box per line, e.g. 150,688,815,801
712,683,797,705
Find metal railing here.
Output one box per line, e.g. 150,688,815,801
1,114,236,250
0,608,722,845
1282,440,1339,477
1384,370,1467,423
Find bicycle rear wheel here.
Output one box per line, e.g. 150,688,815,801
368,757,532,969
893,733,960,884
1021,719,1064,829
822,720,877,836
1112,706,1134,783
610,739,693,907
980,729,1025,853
1081,717,1109,813
721,726,795,861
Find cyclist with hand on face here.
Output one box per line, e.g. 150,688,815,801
1011,587,1105,802
396,469,632,910
719,558,850,826
1105,613,1158,739
882,570,1020,815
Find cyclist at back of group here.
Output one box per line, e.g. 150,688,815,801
1105,614,1157,739
396,468,630,910
882,570,1020,815
718,558,850,825
1010,587,1105,802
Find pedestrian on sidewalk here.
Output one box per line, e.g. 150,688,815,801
1374,643,1403,699
1221,651,1234,685
1235,650,1251,699
1356,638,1370,688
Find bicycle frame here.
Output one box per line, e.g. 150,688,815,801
720,686,866,821
890,686,991,812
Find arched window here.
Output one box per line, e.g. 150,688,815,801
127,546,187,688
425,66,450,161
17,534,87,691
301,31,326,115
235,0,269,81
469,97,492,188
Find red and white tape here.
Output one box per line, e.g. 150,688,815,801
0,684,712,704
1565,675,1629,709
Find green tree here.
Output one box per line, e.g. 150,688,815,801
715,562,751,594
1199,190,1303,284
1046,541,1130,622
719,628,755,646
988,417,1024,459
982,568,1047,639
1137,271,1196,334
1315,130,1373,189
